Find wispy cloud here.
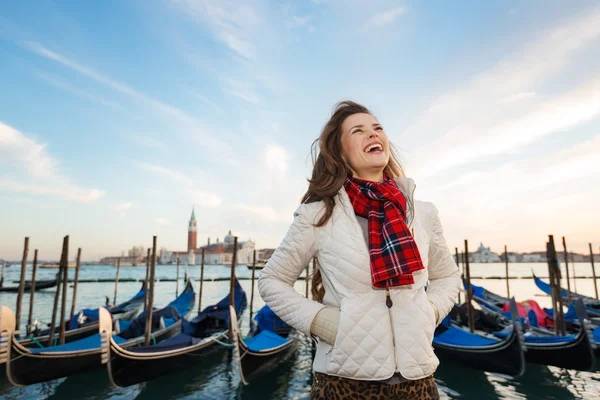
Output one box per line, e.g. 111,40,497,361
23,42,227,151
131,134,166,149
140,163,222,208
32,70,127,113
171,1,259,61
223,78,261,104
0,121,104,202
140,163,194,186
187,91,224,113
362,7,405,31
403,9,600,177
155,217,172,226
113,202,133,217
235,203,290,222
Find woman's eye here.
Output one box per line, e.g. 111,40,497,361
376,127,383,131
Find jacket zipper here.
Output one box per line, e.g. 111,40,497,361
386,288,399,372
385,183,416,374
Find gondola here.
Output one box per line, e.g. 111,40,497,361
8,281,147,350
0,280,194,386
433,298,525,376
0,273,59,293
100,278,247,388
230,304,297,385
468,287,596,371
533,273,600,317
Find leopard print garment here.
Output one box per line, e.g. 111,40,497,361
310,372,440,400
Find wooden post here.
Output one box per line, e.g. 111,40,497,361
144,248,151,312
504,245,510,298
49,237,68,346
250,250,257,321
145,237,158,346
562,237,571,302
27,249,39,335
59,235,70,345
1,261,5,287
229,236,238,344
572,254,577,293
464,240,475,333
199,248,205,313
70,248,82,320
15,237,30,334
454,247,461,303
590,243,598,299
113,257,121,306
176,257,180,297
547,236,566,336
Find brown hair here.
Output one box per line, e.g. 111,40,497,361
302,100,405,302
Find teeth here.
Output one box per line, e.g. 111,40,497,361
364,144,383,153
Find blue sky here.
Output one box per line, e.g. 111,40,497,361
1,1,599,261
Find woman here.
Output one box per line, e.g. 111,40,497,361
258,101,460,399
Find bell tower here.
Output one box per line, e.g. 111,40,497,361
188,206,197,251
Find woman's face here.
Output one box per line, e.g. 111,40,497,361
340,113,390,180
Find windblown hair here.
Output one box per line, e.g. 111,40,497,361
302,100,405,302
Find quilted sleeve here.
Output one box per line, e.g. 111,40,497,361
258,203,326,337
425,203,461,325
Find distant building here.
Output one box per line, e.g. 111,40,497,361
159,208,255,266
100,255,143,266
470,243,501,263
257,248,275,262
521,253,546,262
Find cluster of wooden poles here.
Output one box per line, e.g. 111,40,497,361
458,236,597,336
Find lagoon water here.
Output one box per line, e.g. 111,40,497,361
0,262,599,399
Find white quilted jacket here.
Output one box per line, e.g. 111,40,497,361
258,176,460,381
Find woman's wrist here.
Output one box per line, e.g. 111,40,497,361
310,307,340,345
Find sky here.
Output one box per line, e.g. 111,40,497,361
1,1,599,261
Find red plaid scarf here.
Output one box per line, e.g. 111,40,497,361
344,175,425,288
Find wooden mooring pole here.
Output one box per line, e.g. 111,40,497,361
250,250,256,321
589,243,598,300
454,247,461,303
572,254,577,293
547,236,566,336
113,257,121,306
70,248,82,320
229,237,238,344
504,245,510,298
144,248,151,312
145,237,157,346
562,237,571,302
176,257,180,297
464,240,475,333
199,248,205,313
1,261,6,287
49,237,68,345
27,249,39,335
15,237,30,334
58,236,70,345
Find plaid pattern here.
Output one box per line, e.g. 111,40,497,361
344,175,425,288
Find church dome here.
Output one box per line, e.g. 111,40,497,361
224,230,234,244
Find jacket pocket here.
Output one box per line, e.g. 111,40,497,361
326,294,396,379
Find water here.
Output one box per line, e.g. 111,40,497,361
0,262,599,399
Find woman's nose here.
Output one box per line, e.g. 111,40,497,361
368,130,379,138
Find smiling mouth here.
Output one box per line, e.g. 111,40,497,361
364,143,383,153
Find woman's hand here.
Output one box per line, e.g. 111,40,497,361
310,307,340,346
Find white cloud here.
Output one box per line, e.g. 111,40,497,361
236,204,280,221
0,121,104,203
131,134,166,149
402,9,600,177
264,144,291,181
223,78,261,104
362,7,405,31
113,202,133,217
171,1,259,61
140,163,194,186
155,217,172,226
24,42,228,152
190,190,222,208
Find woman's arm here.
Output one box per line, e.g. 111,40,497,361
425,203,461,324
258,204,327,337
